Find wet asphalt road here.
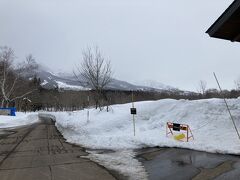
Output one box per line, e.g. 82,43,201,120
0,118,116,180
137,147,240,180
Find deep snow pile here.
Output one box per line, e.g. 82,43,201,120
0,112,39,129
52,98,240,155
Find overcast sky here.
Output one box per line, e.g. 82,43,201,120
0,0,239,91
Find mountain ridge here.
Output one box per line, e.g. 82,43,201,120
32,67,190,93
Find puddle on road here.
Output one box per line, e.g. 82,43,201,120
137,147,240,180
80,147,240,180
0,129,15,138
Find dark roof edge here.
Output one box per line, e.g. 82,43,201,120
206,0,240,36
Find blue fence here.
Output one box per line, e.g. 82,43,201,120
0,107,16,116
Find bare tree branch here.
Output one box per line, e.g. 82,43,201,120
11,89,37,101
74,47,113,110
0,46,38,107
198,80,207,96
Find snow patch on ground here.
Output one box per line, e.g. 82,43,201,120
85,149,148,180
0,112,39,129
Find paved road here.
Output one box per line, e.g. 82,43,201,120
137,147,240,180
0,118,116,180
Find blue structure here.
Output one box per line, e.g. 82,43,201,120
0,107,16,116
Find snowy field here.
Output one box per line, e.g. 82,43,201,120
2,98,240,179
0,112,39,129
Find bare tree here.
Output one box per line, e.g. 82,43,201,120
234,77,240,90
198,80,207,96
23,54,38,76
74,47,113,110
0,46,38,107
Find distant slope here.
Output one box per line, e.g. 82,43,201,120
35,70,88,90
134,80,177,91
32,68,188,93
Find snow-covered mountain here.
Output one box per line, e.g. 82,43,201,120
32,68,183,92
134,80,177,91
34,70,88,90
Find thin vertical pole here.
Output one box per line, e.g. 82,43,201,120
132,91,136,136
166,123,168,137
87,92,90,123
213,72,240,139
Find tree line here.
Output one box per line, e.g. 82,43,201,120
15,87,240,112
1,45,240,112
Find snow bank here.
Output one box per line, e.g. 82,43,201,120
0,112,39,129
51,98,240,155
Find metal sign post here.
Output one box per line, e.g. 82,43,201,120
131,91,136,136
